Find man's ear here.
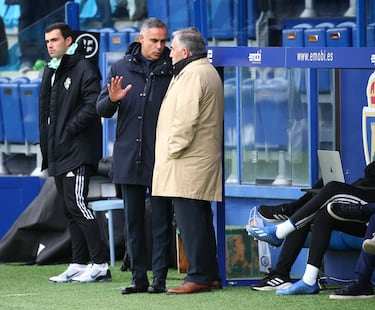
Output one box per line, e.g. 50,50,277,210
66,36,73,46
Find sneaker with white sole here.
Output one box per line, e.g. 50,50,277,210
251,269,292,291
246,225,283,247
276,279,319,295
49,263,87,283
72,263,112,283
362,234,375,255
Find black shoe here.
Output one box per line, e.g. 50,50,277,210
251,269,292,291
257,204,295,222
327,202,369,223
121,278,149,294
329,281,374,299
148,277,166,293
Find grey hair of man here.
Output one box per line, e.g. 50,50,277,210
172,27,206,56
140,17,168,34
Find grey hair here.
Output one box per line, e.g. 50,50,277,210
140,17,168,34
172,27,206,55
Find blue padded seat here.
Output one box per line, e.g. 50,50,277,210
19,79,41,144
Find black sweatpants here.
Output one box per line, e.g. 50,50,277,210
54,165,107,264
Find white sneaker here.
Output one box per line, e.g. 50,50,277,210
49,263,87,283
72,263,112,283
363,234,375,255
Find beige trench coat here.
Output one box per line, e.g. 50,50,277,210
152,57,224,202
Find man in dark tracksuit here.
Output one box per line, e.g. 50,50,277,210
96,18,173,294
39,22,110,283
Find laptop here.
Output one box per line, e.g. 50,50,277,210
302,150,345,193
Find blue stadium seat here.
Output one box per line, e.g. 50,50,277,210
19,79,41,144
254,77,289,150
304,22,334,47
282,23,312,47
208,0,234,40
0,77,29,143
147,0,168,26
109,31,130,52
168,1,190,33
0,77,11,143
326,21,356,47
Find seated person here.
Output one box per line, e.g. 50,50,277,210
248,162,375,294
251,181,323,290
329,211,375,299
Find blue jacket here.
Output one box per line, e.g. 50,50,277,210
96,42,172,186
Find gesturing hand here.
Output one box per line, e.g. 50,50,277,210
107,76,132,103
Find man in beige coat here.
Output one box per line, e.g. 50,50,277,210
152,27,224,294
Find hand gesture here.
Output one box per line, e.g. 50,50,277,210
107,76,132,102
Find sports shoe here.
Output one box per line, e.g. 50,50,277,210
251,269,292,291
329,281,374,299
276,279,319,295
49,263,87,283
362,234,375,255
258,204,295,222
327,202,369,223
72,263,112,283
246,225,283,247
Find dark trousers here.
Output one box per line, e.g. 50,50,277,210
291,181,375,229
173,198,219,285
307,208,367,268
356,213,375,284
54,165,107,264
275,224,310,276
121,184,173,281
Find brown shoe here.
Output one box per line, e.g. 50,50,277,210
210,280,223,290
167,282,211,294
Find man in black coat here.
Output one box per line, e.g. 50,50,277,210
39,22,110,283
96,17,174,294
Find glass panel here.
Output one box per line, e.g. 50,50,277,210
223,67,237,183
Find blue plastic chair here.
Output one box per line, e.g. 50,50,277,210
0,77,29,143
19,79,41,144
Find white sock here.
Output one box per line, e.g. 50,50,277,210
275,219,296,239
302,264,319,286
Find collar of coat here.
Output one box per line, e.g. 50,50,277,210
173,53,207,76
